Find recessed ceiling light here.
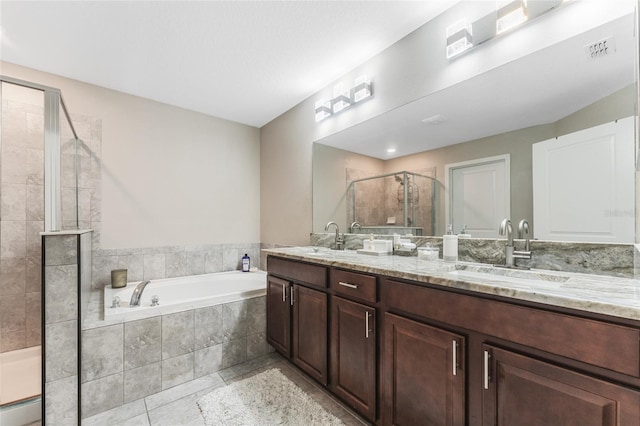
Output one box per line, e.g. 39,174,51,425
387,148,397,153
421,114,448,125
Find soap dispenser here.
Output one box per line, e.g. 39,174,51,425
443,224,458,262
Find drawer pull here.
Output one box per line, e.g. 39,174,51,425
339,281,358,289
452,340,458,376
483,350,491,390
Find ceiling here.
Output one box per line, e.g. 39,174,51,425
0,0,459,128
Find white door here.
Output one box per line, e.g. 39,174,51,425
446,155,510,238
532,116,635,243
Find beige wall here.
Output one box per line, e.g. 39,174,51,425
1,61,260,249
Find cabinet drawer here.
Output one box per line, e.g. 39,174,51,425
383,279,640,377
331,269,377,303
268,256,327,288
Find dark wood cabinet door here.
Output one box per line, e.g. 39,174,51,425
330,296,376,421
293,284,328,385
482,345,640,426
266,275,291,356
383,313,465,426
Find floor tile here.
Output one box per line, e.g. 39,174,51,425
145,372,224,411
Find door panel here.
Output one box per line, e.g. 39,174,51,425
293,284,328,385
482,345,640,426
266,276,290,356
331,296,376,421
533,117,635,242
383,313,465,426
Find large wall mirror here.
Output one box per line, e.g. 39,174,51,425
313,1,637,243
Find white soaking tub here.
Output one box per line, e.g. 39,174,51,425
104,270,266,321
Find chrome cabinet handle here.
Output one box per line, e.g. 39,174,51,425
290,286,295,306
339,281,358,289
483,350,490,390
365,311,372,339
452,340,458,376
282,283,286,302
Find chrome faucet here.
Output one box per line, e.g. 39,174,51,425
350,221,362,233
325,221,344,250
129,280,151,307
499,218,532,268
499,218,515,267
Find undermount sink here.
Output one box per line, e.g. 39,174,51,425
449,263,570,284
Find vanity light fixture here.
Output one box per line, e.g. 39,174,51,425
447,0,563,60
314,99,332,122
496,0,528,34
446,20,473,59
331,83,352,114
353,75,372,103
314,76,374,122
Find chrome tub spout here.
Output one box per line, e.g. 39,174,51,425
130,280,151,307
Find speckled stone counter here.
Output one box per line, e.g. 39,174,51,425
263,246,640,322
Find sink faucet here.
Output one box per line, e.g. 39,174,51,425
499,218,515,267
325,221,344,250
499,218,532,268
130,280,151,307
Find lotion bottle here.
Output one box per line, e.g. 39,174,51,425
443,224,458,262
242,253,250,272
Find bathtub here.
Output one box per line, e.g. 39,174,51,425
104,270,266,321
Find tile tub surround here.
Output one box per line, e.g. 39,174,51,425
310,233,635,278
264,246,640,322
92,243,262,289
80,295,273,418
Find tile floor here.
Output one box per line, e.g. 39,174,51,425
82,352,370,425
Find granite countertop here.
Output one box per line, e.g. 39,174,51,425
263,247,640,322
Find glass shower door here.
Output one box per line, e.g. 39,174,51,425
0,81,45,423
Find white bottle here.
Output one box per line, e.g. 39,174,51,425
443,224,458,262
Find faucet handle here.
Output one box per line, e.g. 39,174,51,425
151,295,160,307
110,296,121,309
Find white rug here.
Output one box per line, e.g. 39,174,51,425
197,368,346,425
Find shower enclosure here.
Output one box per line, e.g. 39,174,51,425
0,77,80,425
347,171,436,236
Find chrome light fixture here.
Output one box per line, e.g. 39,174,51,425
353,75,372,103
447,0,563,60
446,19,473,59
496,0,528,34
314,99,332,122
331,83,352,114
314,76,373,122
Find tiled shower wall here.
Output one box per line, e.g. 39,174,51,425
0,85,44,352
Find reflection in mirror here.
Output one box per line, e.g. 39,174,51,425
312,3,636,242
348,171,437,236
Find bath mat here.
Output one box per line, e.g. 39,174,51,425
197,368,346,425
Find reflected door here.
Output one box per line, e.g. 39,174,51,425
532,117,635,243
446,155,510,238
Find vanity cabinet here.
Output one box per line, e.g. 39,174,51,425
482,344,640,426
382,277,640,426
330,269,378,422
267,257,328,385
383,313,465,426
267,254,640,426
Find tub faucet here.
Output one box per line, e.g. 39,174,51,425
130,280,151,307
325,221,344,250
